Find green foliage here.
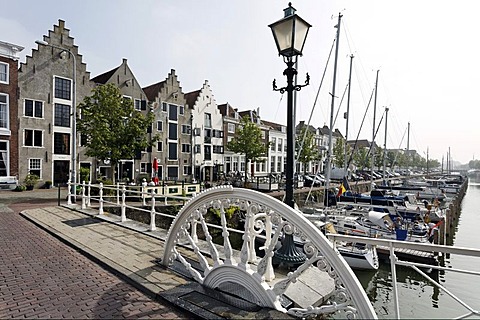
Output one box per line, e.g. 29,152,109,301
332,138,351,168
14,185,26,192
24,174,39,187
79,167,90,183
77,83,158,182
227,116,268,182
469,160,480,169
296,127,320,173
353,147,371,169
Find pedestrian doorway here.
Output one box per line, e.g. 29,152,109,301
53,160,69,186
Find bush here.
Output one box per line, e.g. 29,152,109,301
14,185,26,192
24,174,40,187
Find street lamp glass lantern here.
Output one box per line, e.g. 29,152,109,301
269,3,311,58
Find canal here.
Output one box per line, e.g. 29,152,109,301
354,176,480,318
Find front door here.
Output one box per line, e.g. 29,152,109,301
53,160,69,186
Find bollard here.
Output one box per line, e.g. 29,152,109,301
67,179,72,205
99,182,104,215
57,183,61,206
121,185,126,222
81,180,86,209
150,189,156,231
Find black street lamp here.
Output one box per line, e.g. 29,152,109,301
270,2,311,267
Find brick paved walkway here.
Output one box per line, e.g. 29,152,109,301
0,210,189,319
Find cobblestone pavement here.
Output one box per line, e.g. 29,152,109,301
0,189,190,319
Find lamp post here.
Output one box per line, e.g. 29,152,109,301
269,2,311,267
36,40,77,192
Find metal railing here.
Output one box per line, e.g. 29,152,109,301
64,181,479,318
327,233,480,319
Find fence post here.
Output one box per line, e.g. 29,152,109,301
67,179,72,205
87,181,91,207
150,189,156,231
81,180,86,209
117,182,120,205
99,182,104,215
142,180,147,206
121,185,126,222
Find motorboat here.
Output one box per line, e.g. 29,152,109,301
302,214,379,270
326,210,430,243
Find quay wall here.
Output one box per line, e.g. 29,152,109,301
443,178,469,245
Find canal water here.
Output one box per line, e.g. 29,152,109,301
354,176,480,319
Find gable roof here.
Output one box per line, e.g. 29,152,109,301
90,66,118,84
143,81,165,102
184,89,201,108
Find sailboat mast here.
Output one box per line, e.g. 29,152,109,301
371,70,379,188
344,54,354,175
324,13,342,205
382,107,389,183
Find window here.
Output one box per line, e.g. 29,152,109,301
278,139,282,152
277,158,282,173
157,141,163,151
140,162,148,173
193,127,201,136
162,102,167,112
54,103,70,127
0,141,7,176
168,142,177,160
212,129,223,138
167,166,178,180
24,99,43,118
228,123,235,133
29,159,41,178
180,105,184,115
261,131,266,139
169,104,178,121
168,123,177,140
181,144,191,153
134,99,141,111
181,124,191,134
204,113,212,128
204,129,211,143
0,62,8,83
183,166,190,175
194,144,201,154
204,146,212,160
204,145,211,161
213,145,224,154
54,77,71,100
271,138,276,151
0,94,7,129
24,129,43,147
270,156,275,173
54,133,70,154
157,121,163,132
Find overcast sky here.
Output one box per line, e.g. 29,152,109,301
2,0,478,164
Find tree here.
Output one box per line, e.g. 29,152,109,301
77,83,158,183
332,138,351,169
353,147,370,170
227,116,268,186
296,127,319,174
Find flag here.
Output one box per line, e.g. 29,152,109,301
428,219,444,238
336,176,350,197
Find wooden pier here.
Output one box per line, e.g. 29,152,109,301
376,246,438,265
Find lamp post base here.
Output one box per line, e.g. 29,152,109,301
273,234,307,269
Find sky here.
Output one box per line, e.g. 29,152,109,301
2,0,478,165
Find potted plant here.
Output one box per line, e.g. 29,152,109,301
44,180,53,189
24,174,40,191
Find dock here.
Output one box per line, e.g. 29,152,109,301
376,246,438,265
